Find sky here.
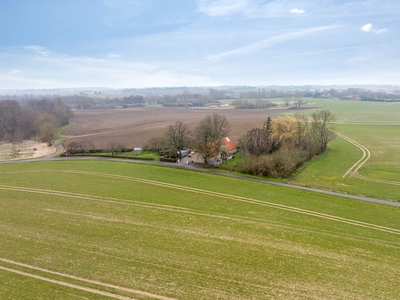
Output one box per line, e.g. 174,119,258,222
0,0,399,89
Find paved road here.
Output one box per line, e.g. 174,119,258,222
3,153,399,208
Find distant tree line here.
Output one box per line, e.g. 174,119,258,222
0,98,73,144
231,99,277,109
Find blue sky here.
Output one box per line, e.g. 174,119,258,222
0,0,399,89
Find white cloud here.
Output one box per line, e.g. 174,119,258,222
0,46,217,89
361,23,387,34
197,0,248,17
207,25,339,61
108,53,121,59
24,45,50,57
290,8,304,14
373,28,387,34
361,23,373,32
8,69,22,75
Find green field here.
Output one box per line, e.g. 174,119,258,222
1,161,400,299
280,97,400,202
2,97,400,299
286,98,400,125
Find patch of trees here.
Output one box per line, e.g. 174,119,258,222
144,113,230,166
0,98,73,144
231,110,336,178
231,99,277,109
145,89,233,108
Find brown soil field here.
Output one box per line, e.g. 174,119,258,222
64,107,309,149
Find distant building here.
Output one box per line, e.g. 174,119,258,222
344,95,360,101
192,137,237,166
133,147,143,155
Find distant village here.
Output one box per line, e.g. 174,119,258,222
1,85,399,110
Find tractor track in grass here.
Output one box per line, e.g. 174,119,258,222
336,131,400,186
1,170,400,235
2,142,400,206
337,131,371,178
0,258,177,300
0,266,137,300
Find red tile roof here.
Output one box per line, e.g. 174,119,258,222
222,137,237,151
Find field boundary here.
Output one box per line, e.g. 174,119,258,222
1,170,400,235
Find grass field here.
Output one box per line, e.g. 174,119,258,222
1,161,400,299
285,98,400,125
292,123,400,201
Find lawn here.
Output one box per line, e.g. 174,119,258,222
1,161,400,299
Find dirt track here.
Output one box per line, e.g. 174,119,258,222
2,170,399,234
64,107,298,148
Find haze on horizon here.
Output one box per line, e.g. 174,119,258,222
0,0,399,90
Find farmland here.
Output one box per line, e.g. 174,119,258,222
1,98,400,299
291,100,400,201
64,107,307,149
1,161,400,299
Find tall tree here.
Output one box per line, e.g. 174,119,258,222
0,100,24,142
165,121,190,158
310,110,336,154
194,113,230,166
240,128,271,156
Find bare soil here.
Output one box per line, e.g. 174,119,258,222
64,107,303,149
0,140,56,161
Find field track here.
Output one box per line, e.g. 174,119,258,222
337,131,371,178
0,265,136,300
1,169,400,235
0,258,176,300
337,131,400,186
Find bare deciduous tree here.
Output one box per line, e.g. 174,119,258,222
310,110,336,154
107,142,126,156
195,113,230,166
165,121,190,158
240,128,271,156
144,136,167,152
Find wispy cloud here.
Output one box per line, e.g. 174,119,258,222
197,0,307,18
207,25,339,61
290,8,305,14
361,23,387,34
197,0,249,17
24,45,51,57
108,53,121,59
8,69,23,75
0,46,216,89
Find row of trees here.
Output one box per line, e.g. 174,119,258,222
231,99,277,109
145,113,230,165
0,99,73,144
144,110,335,174
235,110,335,178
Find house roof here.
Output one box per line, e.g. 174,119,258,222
222,137,237,151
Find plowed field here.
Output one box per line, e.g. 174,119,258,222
64,107,306,149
